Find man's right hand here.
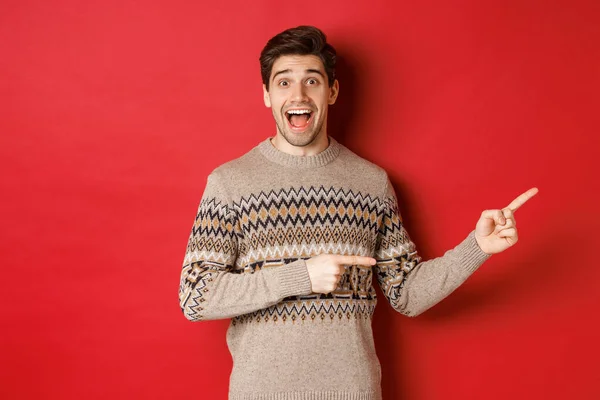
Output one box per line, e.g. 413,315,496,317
305,254,377,294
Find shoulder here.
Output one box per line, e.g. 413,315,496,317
208,144,261,182
200,146,259,204
336,142,389,190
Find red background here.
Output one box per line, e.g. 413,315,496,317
1,0,599,399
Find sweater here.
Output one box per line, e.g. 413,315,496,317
178,135,491,400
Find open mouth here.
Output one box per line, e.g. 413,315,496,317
285,109,314,130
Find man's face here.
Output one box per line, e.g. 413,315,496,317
263,54,339,147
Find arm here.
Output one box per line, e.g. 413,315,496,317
178,170,313,322
373,174,491,317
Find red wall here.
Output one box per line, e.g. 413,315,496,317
1,1,598,399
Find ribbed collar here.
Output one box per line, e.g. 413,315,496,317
257,135,342,169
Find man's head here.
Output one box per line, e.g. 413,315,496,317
260,26,339,148
260,26,337,91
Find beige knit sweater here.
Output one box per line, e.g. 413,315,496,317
178,135,491,400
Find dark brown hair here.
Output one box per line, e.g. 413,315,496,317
259,25,337,91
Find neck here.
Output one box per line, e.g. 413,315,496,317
270,131,330,156
258,134,341,169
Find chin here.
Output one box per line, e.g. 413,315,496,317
283,131,318,147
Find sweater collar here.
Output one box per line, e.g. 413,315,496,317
257,135,341,169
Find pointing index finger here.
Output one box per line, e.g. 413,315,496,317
337,255,377,266
506,187,539,212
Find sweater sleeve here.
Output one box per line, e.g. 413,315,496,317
373,174,491,317
178,171,313,322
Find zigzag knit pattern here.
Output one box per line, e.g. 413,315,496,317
179,182,422,323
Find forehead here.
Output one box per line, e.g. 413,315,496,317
270,54,325,78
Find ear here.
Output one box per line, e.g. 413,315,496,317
263,84,271,108
328,79,339,105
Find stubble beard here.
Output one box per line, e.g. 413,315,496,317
273,109,326,148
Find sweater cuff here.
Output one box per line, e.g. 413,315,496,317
455,230,492,274
271,259,313,298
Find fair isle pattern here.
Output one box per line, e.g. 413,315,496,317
179,196,238,322
231,297,375,325
233,185,382,324
374,190,423,313
231,258,377,326
234,186,381,266
179,184,420,323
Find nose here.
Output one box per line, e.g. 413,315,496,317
290,83,309,102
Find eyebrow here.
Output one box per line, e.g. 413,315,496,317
271,68,326,81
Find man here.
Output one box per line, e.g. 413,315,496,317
178,25,538,400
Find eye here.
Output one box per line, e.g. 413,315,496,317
307,78,318,85
278,80,289,87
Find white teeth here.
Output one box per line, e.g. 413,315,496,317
286,109,312,115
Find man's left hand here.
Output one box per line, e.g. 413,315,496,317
475,187,539,255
